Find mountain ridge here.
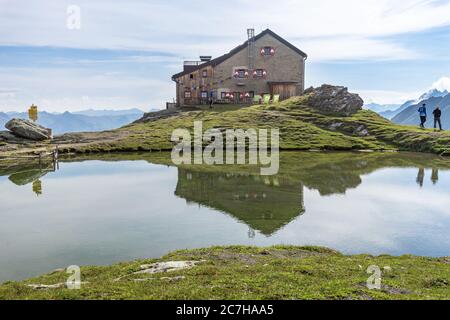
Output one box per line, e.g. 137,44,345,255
0,109,145,134
366,89,449,120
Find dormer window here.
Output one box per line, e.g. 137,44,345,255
261,46,275,56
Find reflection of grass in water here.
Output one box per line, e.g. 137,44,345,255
1,151,449,234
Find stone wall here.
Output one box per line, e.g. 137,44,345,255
174,33,306,106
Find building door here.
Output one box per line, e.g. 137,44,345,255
270,83,297,100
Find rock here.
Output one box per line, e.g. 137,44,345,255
27,282,88,290
160,276,186,281
133,276,186,282
0,130,28,144
354,125,370,137
306,84,364,116
114,260,205,282
328,122,343,131
136,261,203,275
304,86,315,95
5,119,52,141
27,283,65,290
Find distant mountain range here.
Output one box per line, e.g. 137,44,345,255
365,89,450,123
364,103,401,114
0,108,150,134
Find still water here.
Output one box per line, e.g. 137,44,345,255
0,152,449,283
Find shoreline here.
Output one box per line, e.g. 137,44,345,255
1,246,448,300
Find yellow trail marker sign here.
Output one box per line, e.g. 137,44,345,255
28,104,38,122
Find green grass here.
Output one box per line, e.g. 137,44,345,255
0,246,448,300
52,98,449,156
1,98,449,157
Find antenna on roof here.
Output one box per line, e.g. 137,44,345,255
247,28,255,70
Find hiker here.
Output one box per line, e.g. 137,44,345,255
418,103,427,128
432,106,443,131
431,168,439,185
416,167,425,188
209,97,213,109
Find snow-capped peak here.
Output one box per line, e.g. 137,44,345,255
417,89,449,102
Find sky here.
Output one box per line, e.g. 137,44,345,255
1,0,450,112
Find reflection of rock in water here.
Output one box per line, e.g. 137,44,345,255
8,169,48,186
6,160,58,196
175,169,305,236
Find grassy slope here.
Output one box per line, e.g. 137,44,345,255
55,97,450,155
0,246,448,300
1,97,449,157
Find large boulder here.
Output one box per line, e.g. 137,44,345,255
0,130,30,144
306,85,364,116
5,118,51,141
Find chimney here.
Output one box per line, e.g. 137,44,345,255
200,56,212,62
247,29,255,70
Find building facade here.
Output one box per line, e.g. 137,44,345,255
172,29,307,107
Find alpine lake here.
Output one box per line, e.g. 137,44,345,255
0,151,449,283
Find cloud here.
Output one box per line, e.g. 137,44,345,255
359,76,450,104
2,0,450,60
2,0,450,110
358,89,421,104
431,76,450,91
0,67,173,112
302,36,418,62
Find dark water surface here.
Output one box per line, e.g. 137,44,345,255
0,152,449,283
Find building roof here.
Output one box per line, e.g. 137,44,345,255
172,29,308,80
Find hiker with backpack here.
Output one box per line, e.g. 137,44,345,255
432,106,443,131
418,103,427,128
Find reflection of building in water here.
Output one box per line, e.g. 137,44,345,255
416,168,425,187
175,169,305,236
431,168,439,185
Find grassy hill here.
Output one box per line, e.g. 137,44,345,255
1,95,450,157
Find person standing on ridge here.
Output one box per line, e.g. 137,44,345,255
418,103,427,128
432,106,443,131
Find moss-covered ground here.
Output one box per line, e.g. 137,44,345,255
0,246,448,300
1,97,449,157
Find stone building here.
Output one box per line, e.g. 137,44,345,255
171,29,307,107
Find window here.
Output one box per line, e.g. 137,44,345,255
254,69,267,78
190,74,194,79
261,46,275,56
234,68,248,79
202,70,208,78
184,91,192,99
221,92,227,99
201,91,208,99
